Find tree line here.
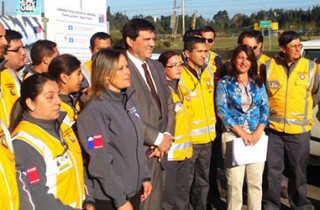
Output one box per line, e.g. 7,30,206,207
107,5,320,36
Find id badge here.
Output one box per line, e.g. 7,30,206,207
55,152,72,174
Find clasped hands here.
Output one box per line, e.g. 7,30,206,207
148,133,174,161
240,130,262,146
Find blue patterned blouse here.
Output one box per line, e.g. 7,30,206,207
215,75,269,132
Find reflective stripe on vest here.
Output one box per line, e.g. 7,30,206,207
12,122,84,208
191,125,215,137
170,140,192,151
266,58,316,133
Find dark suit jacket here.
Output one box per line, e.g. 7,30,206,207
128,57,175,147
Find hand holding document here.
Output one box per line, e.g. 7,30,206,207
232,134,268,166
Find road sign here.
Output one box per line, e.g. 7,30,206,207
259,20,272,28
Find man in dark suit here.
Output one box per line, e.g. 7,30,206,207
122,19,175,210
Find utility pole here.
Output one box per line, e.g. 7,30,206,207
172,0,176,37
2,1,4,16
182,0,185,35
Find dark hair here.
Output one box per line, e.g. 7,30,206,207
199,26,216,38
30,40,57,65
48,54,81,82
9,74,57,132
122,18,155,49
183,29,201,43
5,30,22,44
253,30,264,43
89,49,127,100
237,30,256,45
278,31,300,48
4,30,23,52
183,36,206,52
229,45,263,87
158,51,179,67
89,32,112,49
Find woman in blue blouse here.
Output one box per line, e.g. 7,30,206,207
215,45,269,210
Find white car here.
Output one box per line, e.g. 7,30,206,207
301,39,320,160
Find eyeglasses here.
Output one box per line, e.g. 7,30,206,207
166,62,183,68
287,44,303,50
251,46,258,51
6,46,26,53
204,38,215,43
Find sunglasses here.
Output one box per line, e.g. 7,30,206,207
204,38,215,43
251,46,258,51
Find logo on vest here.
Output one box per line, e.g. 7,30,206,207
268,80,279,89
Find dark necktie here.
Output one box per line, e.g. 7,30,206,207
142,63,161,112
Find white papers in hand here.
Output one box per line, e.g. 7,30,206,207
232,134,268,166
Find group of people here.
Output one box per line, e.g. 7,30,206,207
0,17,319,210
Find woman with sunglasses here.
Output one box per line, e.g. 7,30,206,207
48,54,83,133
215,45,269,210
9,74,93,210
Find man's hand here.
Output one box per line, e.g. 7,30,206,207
148,146,163,161
141,181,152,202
157,133,174,154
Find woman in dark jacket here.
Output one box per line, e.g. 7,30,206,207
77,49,152,210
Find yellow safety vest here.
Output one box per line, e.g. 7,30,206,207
179,65,216,144
167,84,193,161
266,57,317,134
12,121,85,208
81,60,92,86
60,101,80,127
0,69,20,127
0,121,19,210
207,51,219,73
258,53,270,65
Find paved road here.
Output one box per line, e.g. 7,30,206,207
209,163,320,210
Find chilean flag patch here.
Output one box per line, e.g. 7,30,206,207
26,166,40,184
87,135,103,150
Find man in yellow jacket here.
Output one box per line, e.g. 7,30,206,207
0,30,26,127
81,32,112,88
262,31,320,210
180,36,216,210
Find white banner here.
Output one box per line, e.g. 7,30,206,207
0,15,44,46
44,0,107,62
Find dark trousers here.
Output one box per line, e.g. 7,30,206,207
208,124,224,202
262,130,312,210
162,158,192,210
95,190,141,210
189,142,212,210
140,155,166,210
